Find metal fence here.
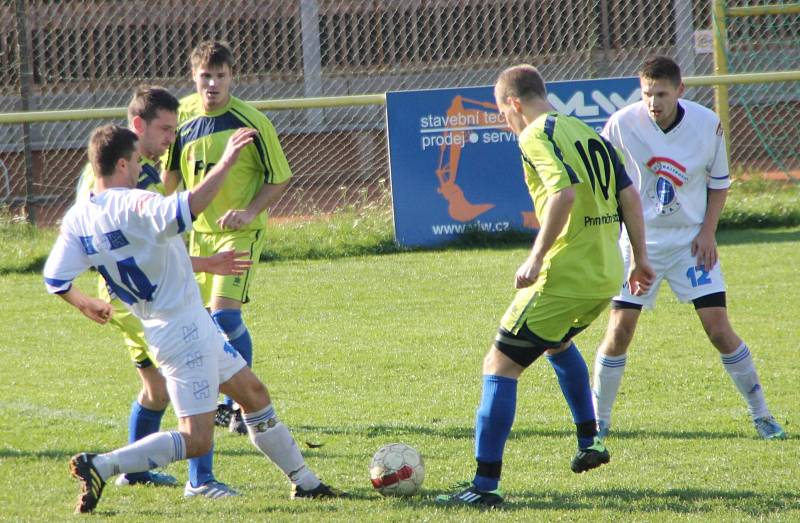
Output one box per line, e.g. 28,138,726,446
0,0,797,225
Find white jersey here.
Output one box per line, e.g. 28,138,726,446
44,188,201,346
602,99,730,243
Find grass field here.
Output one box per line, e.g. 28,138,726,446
1,227,798,521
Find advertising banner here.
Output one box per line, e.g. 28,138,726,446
386,77,640,246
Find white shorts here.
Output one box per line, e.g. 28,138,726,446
144,312,247,418
615,235,726,309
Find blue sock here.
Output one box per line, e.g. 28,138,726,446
211,309,253,408
211,309,253,367
188,445,215,487
126,401,165,481
473,375,517,492
547,343,597,448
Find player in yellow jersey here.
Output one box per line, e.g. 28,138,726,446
164,41,291,436
437,65,655,507
78,86,250,498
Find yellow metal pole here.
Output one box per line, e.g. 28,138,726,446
3,72,800,124
727,3,800,17
712,0,731,154
683,70,800,86
0,93,388,124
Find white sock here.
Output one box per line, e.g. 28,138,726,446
721,342,770,419
92,431,186,481
592,352,627,426
243,405,320,490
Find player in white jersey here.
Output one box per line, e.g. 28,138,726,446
44,125,345,514
76,85,251,495
591,56,785,440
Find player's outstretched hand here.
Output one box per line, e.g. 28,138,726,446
219,127,258,169
691,229,718,272
80,297,113,325
203,250,253,275
217,209,256,230
627,259,655,296
514,257,542,289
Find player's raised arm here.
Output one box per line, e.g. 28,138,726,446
216,178,289,230
188,128,257,217
215,116,293,230
162,169,182,195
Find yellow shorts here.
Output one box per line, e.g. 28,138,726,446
499,287,611,346
189,229,266,306
97,277,155,367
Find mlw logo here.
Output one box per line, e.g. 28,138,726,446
547,89,641,117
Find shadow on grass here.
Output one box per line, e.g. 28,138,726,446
0,255,46,276
292,423,754,442
717,227,800,246
3,226,798,275
421,486,800,515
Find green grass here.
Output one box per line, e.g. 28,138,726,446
1,227,798,521
2,178,799,269
721,178,800,228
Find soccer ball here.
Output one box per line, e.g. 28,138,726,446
369,443,425,496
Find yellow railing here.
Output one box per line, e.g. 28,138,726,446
3,71,800,125
711,0,800,152
0,93,388,124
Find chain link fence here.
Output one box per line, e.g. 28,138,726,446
723,1,800,177
0,0,797,225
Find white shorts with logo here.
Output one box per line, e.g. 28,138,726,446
616,228,726,309
143,310,247,418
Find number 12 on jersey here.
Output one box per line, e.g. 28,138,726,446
686,265,712,288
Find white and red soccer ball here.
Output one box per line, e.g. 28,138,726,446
369,443,425,496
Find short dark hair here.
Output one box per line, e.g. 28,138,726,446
127,85,179,123
639,56,682,85
88,125,138,177
495,64,547,102
190,40,234,71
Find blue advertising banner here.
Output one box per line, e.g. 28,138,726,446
386,77,640,247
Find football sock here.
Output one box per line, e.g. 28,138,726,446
212,309,253,409
211,309,253,367
243,405,320,491
188,447,215,488
721,342,770,419
473,374,517,492
547,343,596,448
124,401,165,482
592,352,627,427
92,431,186,481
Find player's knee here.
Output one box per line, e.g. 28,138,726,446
482,347,508,374
234,372,269,412
603,321,636,355
148,387,170,410
705,325,739,353
483,345,527,378
606,334,633,356
481,350,496,373
138,388,169,411
183,431,214,458
138,370,170,409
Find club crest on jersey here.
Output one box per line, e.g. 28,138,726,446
645,156,686,215
646,157,688,187
646,177,681,215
